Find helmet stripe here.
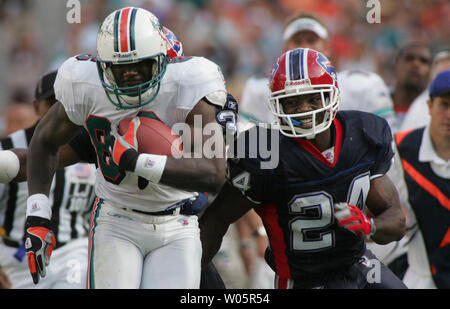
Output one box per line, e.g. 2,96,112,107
113,10,120,52
119,7,131,52
289,50,293,80
299,48,304,80
303,48,309,80
129,8,137,51
292,48,301,81
285,50,291,82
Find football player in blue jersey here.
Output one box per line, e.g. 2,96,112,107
200,48,407,289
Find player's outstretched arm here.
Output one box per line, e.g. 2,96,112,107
0,145,84,183
25,102,82,284
0,148,27,183
199,182,256,269
365,175,406,244
27,102,82,196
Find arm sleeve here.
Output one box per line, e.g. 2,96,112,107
54,58,89,126
226,127,268,204
176,57,227,112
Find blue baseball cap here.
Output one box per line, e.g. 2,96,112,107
429,69,450,97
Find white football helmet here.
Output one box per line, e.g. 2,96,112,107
269,48,340,139
96,7,168,109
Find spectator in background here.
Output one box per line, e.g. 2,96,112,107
395,70,450,289
390,42,432,132
239,12,330,126
2,91,38,137
400,50,450,131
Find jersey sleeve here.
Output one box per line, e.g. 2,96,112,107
54,57,91,126
367,116,395,179
69,128,97,164
226,126,272,204
175,57,227,112
227,158,266,204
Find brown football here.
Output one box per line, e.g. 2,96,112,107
118,116,183,156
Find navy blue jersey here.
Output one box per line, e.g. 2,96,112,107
396,128,450,288
228,111,394,282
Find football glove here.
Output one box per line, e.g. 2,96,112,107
334,202,376,239
25,216,56,284
110,117,141,171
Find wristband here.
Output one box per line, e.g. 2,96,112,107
0,150,20,183
134,153,167,184
26,194,52,220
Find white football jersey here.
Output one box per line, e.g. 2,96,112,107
55,55,227,212
338,70,396,129
239,76,275,125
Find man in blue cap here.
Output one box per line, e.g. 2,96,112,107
394,69,450,288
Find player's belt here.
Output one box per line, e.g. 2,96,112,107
128,207,181,216
124,193,208,216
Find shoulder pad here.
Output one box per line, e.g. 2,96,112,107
204,90,227,108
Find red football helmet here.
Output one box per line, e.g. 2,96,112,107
269,48,340,138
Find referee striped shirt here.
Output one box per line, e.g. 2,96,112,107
0,123,96,248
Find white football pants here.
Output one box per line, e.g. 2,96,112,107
87,198,202,289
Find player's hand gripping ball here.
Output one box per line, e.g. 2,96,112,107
118,116,183,156
110,115,183,172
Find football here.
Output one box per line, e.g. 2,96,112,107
118,116,183,156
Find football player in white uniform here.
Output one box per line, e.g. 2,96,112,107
0,71,96,289
24,7,227,289
338,70,396,129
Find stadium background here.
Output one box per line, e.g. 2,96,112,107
0,0,448,136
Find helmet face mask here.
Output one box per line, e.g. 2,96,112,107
96,7,168,109
269,48,340,139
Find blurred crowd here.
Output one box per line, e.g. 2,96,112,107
0,0,449,135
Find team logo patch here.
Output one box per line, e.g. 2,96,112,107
25,237,32,249
31,203,40,212
178,218,189,226
316,53,337,79
285,79,311,88
75,164,92,178
360,255,371,267
145,159,155,168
